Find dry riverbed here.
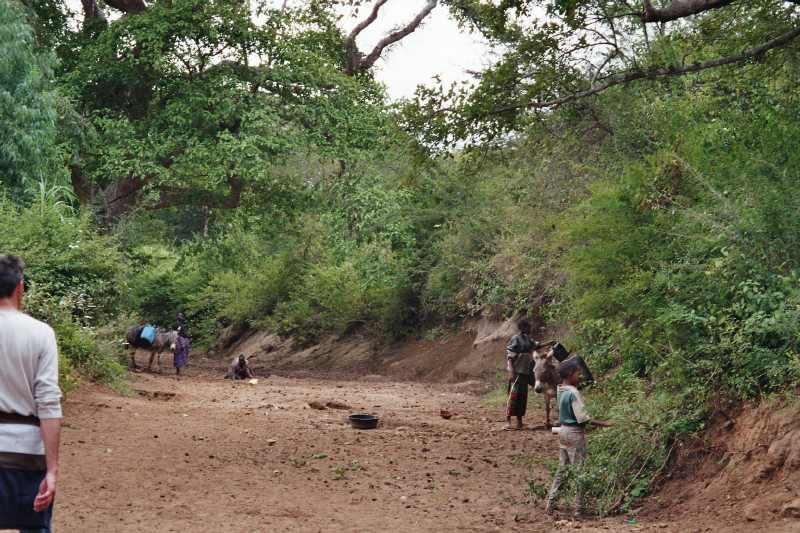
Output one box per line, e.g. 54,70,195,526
53,369,769,532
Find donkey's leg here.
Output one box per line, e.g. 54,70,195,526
147,350,156,372
552,390,560,422
129,349,138,369
544,393,551,428
152,350,162,373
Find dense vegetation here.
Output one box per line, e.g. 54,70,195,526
2,0,799,514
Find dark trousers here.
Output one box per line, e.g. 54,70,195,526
0,468,52,532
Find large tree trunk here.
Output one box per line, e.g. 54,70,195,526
69,164,94,206
92,174,244,221
102,175,148,220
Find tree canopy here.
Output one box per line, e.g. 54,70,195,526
406,0,800,143
54,1,384,218
20,0,442,220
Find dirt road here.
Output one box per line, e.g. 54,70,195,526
51,368,772,532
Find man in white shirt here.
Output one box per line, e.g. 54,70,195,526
0,255,62,533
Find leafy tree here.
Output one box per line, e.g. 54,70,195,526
57,2,371,220
16,0,443,223
0,0,64,198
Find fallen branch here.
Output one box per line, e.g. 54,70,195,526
606,443,675,515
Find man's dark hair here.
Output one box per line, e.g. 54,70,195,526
0,255,24,298
558,359,579,381
517,319,531,334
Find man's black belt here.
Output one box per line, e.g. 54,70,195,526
0,412,40,426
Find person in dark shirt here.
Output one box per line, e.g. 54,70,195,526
505,319,556,430
175,312,188,338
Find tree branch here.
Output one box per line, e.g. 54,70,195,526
590,49,618,84
80,0,106,23
359,0,438,72
507,25,800,111
344,0,391,75
151,175,244,210
104,0,147,14
641,0,736,23
348,0,390,41
345,0,438,75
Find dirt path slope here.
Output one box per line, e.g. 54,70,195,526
52,369,796,532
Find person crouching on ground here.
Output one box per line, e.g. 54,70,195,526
226,355,254,380
0,255,62,532
545,359,612,517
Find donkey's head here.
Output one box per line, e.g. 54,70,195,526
532,348,558,394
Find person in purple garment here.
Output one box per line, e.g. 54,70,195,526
172,312,190,377
173,334,190,377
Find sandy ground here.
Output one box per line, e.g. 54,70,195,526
50,365,795,532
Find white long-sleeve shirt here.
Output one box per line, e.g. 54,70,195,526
0,309,62,455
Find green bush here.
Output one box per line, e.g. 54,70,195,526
207,252,297,328
0,197,125,321
575,374,705,515
268,239,415,345
124,245,185,328
539,79,800,514
0,198,129,387
116,203,419,348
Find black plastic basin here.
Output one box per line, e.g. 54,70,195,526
348,414,379,430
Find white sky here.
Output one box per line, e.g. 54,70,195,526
64,0,492,101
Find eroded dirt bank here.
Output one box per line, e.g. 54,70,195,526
52,366,798,532
211,315,528,383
